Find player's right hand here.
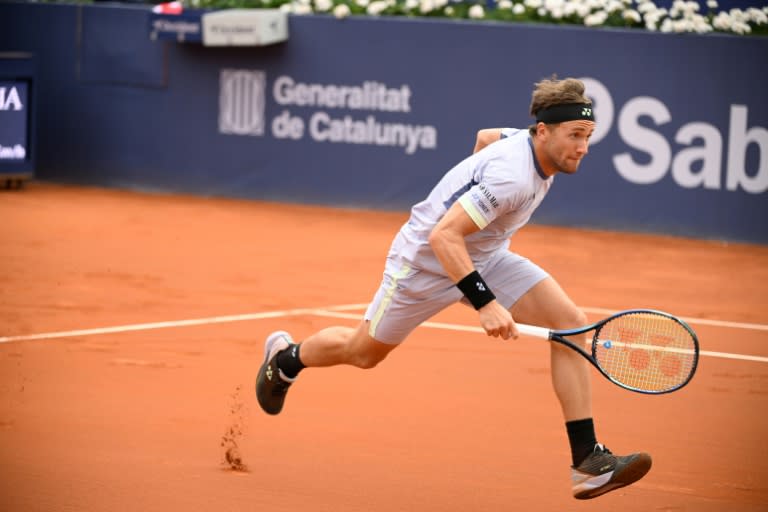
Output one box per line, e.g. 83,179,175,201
478,301,519,340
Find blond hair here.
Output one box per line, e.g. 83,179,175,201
528,76,591,135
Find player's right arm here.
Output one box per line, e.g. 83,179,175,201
428,201,518,340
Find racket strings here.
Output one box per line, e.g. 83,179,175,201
593,313,697,393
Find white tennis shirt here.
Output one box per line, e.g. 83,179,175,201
388,128,554,275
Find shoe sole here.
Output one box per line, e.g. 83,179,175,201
574,453,652,500
255,331,292,415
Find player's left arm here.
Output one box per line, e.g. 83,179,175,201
472,128,504,153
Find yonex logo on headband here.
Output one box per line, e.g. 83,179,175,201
536,103,595,124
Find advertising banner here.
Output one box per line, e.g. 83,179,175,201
201,17,768,242
1,4,765,242
0,81,28,162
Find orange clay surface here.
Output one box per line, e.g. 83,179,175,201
1,183,767,511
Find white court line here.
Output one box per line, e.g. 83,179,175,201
1,303,767,364
0,303,362,344
581,307,768,332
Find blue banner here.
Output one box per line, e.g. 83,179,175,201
0,4,766,242
0,81,28,162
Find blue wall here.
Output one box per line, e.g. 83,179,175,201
1,3,766,243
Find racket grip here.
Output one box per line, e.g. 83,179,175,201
516,323,552,340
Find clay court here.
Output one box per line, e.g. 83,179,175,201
1,183,767,511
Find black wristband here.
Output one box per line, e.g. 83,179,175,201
456,270,496,310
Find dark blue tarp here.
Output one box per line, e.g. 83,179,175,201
1,3,766,243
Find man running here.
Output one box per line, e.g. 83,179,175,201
256,76,651,500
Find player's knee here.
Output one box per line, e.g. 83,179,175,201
347,342,393,369
345,325,397,369
351,350,388,369
556,308,588,331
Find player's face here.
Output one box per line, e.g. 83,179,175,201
544,120,595,174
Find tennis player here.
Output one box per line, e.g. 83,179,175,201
256,76,652,499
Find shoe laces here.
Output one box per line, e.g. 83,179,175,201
594,443,612,455
575,443,617,474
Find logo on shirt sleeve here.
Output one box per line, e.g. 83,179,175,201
478,183,499,209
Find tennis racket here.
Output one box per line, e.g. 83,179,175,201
517,309,699,394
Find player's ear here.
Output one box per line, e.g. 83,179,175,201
535,121,549,139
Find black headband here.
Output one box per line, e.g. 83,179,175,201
535,103,595,124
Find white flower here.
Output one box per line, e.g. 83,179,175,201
537,7,546,16
585,0,603,9
333,3,351,17
584,10,608,25
291,2,313,15
693,18,713,32
747,7,767,24
356,0,370,7
623,9,641,22
314,0,333,12
728,8,747,22
605,0,623,13
712,11,732,29
524,0,542,9
706,0,718,9
673,18,692,32
513,3,526,14
419,0,435,13
406,0,419,9
444,5,454,15
659,18,673,32
643,10,660,25
644,6,667,25
732,20,751,34
497,0,513,9
637,1,655,13
469,4,485,18
576,3,591,17
367,0,390,15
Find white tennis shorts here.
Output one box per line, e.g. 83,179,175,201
364,250,549,344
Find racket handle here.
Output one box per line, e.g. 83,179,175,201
516,323,552,340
